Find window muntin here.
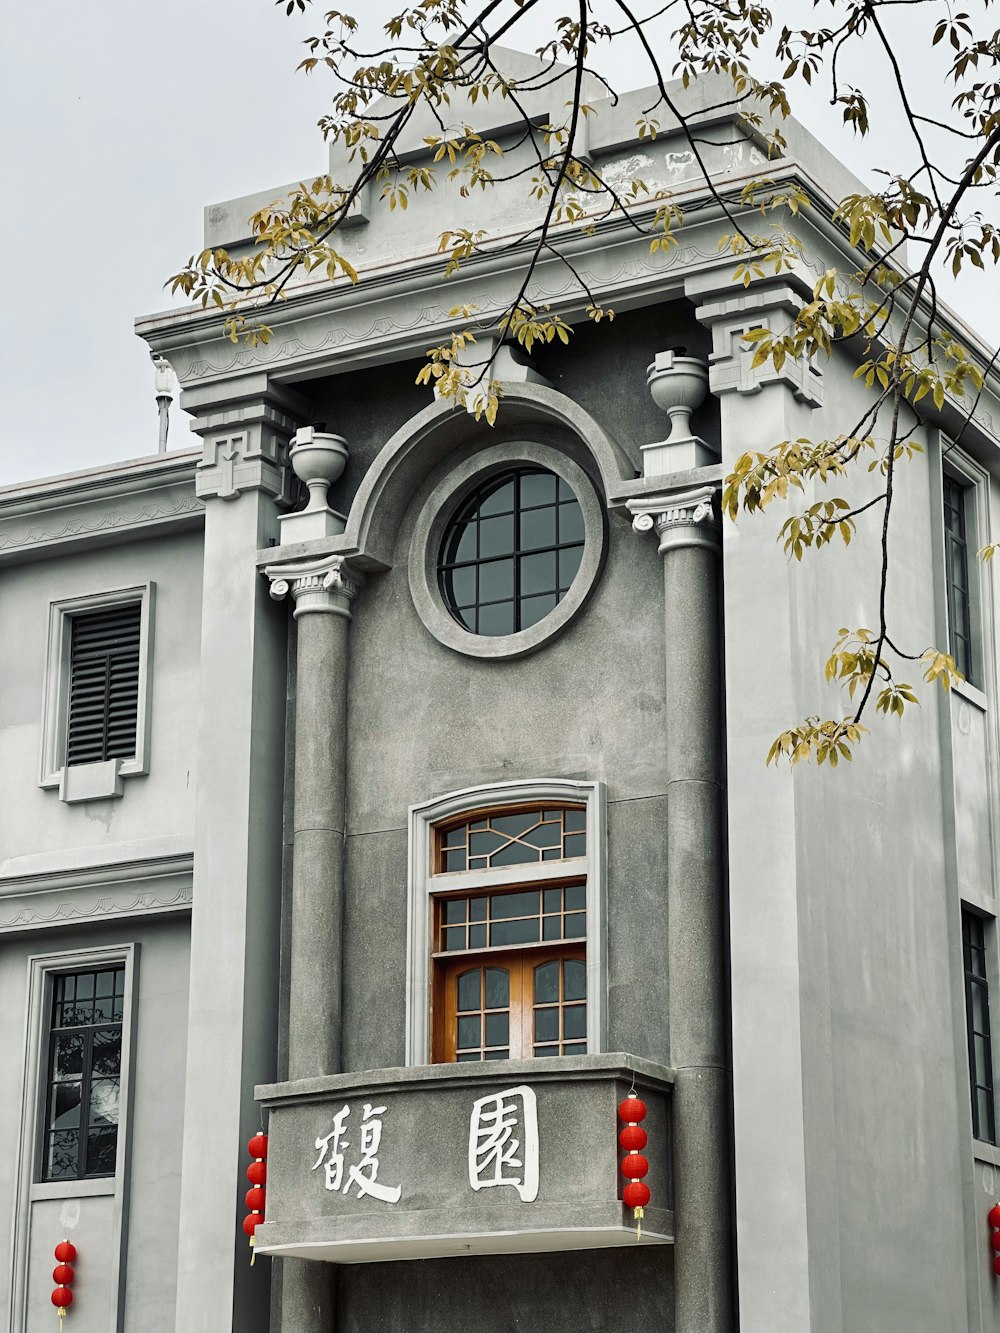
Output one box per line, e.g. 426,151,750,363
43,967,125,1180
962,909,996,1145
431,802,589,1063
943,475,975,684
438,467,585,636
438,805,586,873
67,604,142,766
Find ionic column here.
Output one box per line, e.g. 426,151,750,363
265,555,362,1079
629,485,732,1333
264,553,362,1330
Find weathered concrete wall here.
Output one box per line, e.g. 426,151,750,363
0,916,190,1331
722,330,993,1331
0,528,203,866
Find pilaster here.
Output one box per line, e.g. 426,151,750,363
174,378,305,1333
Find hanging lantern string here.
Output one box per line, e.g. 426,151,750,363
618,1092,650,1242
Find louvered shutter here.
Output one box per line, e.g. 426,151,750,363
66,604,142,766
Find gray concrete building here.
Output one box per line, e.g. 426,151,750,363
2,59,999,1333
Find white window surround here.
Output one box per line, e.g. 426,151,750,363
405,778,607,1066
8,943,138,1333
38,583,155,804
941,447,994,707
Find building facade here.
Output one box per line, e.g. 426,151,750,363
2,62,999,1333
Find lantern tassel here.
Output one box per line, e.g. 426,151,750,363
57,1311,66,1326
250,1234,256,1268
634,1205,644,1241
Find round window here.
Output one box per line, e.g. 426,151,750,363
437,467,585,636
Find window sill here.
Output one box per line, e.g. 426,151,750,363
39,758,146,804
951,677,987,711
30,1177,116,1201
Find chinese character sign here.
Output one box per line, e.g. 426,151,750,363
312,1103,402,1204
468,1085,539,1203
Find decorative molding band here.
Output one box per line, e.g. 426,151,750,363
0,853,194,933
628,484,721,556
0,486,202,564
265,553,365,619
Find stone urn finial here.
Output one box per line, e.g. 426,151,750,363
278,426,349,541
642,350,717,477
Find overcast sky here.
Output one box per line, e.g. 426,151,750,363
2,0,997,487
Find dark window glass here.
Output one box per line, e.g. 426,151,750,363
67,604,141,766
962,910,996,1145
43,967,125,1180
439,468,584,635
943,476,975,684
437,806,586,873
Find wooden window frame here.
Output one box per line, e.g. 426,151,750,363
405,779,607,1066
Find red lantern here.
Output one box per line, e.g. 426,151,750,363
244,1131,268,1264
989,1202,1000,1277
618,1123,647,1152
623,1181,651,1210
51,1238,76,1321
618,1093,650,1237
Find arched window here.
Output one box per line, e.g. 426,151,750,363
406,780,607,1065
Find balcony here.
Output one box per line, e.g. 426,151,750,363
254,1053,673,1264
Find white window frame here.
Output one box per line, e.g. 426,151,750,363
405,778,607,1065
38,583,155,803
8,943,138,1333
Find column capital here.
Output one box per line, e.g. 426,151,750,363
627,484,720,556
265,553,365,618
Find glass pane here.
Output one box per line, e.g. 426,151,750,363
479,515,514,558
478,558,514,603
480,479,514,516
478,602,514,637
564,959,587,1002
453,605,477,633
534,1046,557,1058
485,968,510,1008
534,1008,559,1042
534,961,560,1004
521,551,557,596
52,1081,82,1129
519,593,558,630
94,993,117,1024
491,811,539,837
457,1051,480,1062
485,1012,509,1047
457,1015,481,1050
449,523,477,564
457,971,481,1012
89,1078,120,1126
543,888,563,913
47,1130,79,1180
564,808,586,832
524,822,561,849
565,884,586,911
520,507,557,551
86,1126,117,1175
444,848,467,872
490,891,540,919
444,899,468,924
974,1034,990,1075
447,566,476,606
469,856,487,870
971,984,988,1032
490,840,538,867
564,833,586,859
565,912,586,939
443,926,467,951
469,897,487,922
521,472,557,507
542,847,562,861
444,827,466,848
95,971,114,997
92,1030,122,1077
490,917,540,946
563,1042,587,1056
76,973,95,1000
470,830,505,856
543,916,562,941
53,1033,84,1079
469,923,488,949
559,502,585,546
564,1005,587,1040
485,1048,509,1061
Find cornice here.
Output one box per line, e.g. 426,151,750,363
0,850,194,934
0,450,202,564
